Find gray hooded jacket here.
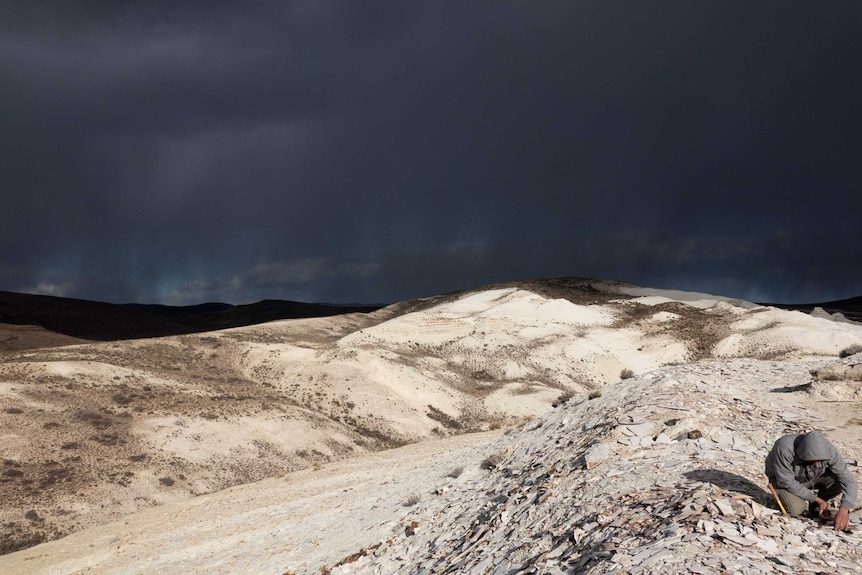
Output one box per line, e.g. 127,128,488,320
765,431,857,509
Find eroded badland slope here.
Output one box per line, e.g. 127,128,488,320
4,356,862,574
1,279,861,566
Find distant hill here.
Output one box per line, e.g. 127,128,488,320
763,295,862,323
3,283,859,353
0,291,383,350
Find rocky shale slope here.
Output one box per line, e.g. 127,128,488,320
3,355,862,574
319,358,862,575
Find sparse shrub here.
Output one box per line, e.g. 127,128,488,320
481,452,503,470
448,466,464,478
159,476,175,486
112,393,133,405
91,433,125,446
426,405,462,429
404,494,421,506
839,344,862,358
588,389,602,400
76,411,113,429
488,420,502,431
552,390,575,407
620,368,635,380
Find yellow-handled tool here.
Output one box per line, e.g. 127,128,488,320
767,483,789,517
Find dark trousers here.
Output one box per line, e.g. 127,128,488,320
773,472,842,516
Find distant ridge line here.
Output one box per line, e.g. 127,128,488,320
0,290,383,347
3,279,861,349
761,295,862,323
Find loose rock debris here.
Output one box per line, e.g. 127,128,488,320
322,359,862,574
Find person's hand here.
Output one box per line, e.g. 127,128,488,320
834,507,850,531
814,497,828,517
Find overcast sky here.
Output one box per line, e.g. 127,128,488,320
2,2,860,306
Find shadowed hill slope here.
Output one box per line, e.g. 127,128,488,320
0,291,382,349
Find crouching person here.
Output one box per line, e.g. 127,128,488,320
765,430,857,531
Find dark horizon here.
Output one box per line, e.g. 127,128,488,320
5,276,862,310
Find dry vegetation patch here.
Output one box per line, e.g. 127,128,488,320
811,363,862,382
839,343,862,358
612,301,730,360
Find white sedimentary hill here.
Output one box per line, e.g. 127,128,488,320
2,279,862,573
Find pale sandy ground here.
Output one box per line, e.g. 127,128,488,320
0,430,505,575
1,282,861,573
3,358,861,575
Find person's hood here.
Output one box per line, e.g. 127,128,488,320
796,430,832,461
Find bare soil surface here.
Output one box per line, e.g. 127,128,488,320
1,280,861,561
3,356,862,574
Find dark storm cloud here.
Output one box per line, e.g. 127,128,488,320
2,2,860,305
